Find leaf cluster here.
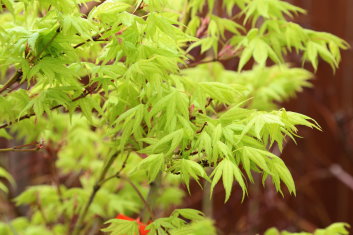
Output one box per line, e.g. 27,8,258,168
0,0,349,234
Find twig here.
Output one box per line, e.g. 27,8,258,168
0,90,91,129
73,33,109,49
98,154,130,186
0,142,44,152
120,175,155,220
0,27,124,129
180,1,191,32
0,70,23,94
132,0,144,14
71,151,123,235
0,28,60,95
329,164,353,191
183,58,218,69
74,0,144,50
0,148,40,152
275,198,316,232
141,172,161,223
72,153,154,234
32,29,60,64
196,122,208,134
205,98,213,108
80,0,106,16
73,24,130,50
202,168,213,218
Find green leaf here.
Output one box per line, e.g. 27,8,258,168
171,159,209,192
253,39,268,66
173,209,205,221
210,159,247,202
102,219,139,235
238,47,253,71
264,228,281,235
89,1,132,23
314,223,350,235
268,157,296,195
242,146,270,173
136,154,165,182
141,129,184,155
0,129,12,139
306,42,318,70
265,222,350,235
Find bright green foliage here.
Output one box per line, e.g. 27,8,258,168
265,223,350,235
103,209,216,235
146,209,216,235
211,158,247,201
103,219,140,235
0,0,349,234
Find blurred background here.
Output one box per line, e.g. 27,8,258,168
1,0,352,234
185,0,353,234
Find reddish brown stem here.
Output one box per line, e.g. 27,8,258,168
196,122,208,134
0,90,90,129
0,142,43,152
0,70,23,94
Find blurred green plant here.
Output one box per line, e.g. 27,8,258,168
265,223,350,235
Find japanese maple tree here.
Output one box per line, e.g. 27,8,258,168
0,0,350,234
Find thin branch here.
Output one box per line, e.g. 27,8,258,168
137,173,170,235
330,164,353,191
0,28,123,129
120,175,155,220
183,58,219,69
1,14,128,129
0,90,91,129
80,0,106,16
0,28,60,95
202,167,213,218
32,29,60,64
0,148,40,152
71,151,124,235
180,1,191,32
0,70,23,94
205,98,213,108
73,33,109,49
183,43,244,70
275,198,316,232
75,2,144,50
132,0,144,14
0,142,44,152
73,24,130,50
141,172,162,223
98,154,130,186
196,122,208,134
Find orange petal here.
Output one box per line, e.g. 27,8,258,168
116,214,134,221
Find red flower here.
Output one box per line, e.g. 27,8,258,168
116,214,150,235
